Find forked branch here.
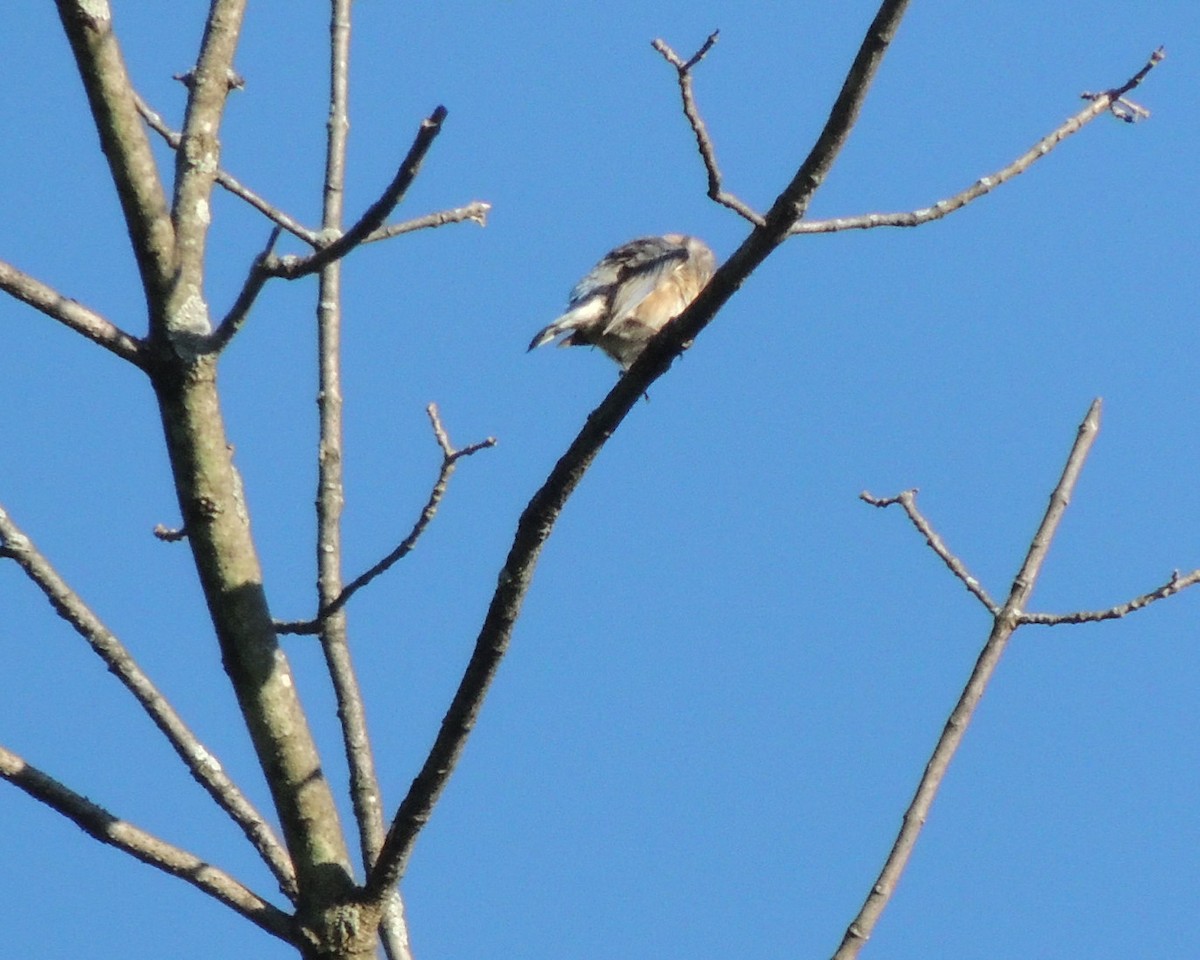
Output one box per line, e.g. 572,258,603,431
794,47,1165,235
652,31,765,225
200,106,451,354
655,22,1162,241
844,399,1199,960
139,93,491,252
265,106,449,281
275,404,496,636
861,424,1200,628
135,94,320,246
362,0,918,908
860,489,999,613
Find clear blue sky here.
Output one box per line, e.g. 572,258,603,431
2,3,1198,959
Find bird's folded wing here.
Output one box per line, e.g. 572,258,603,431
604,249,687,334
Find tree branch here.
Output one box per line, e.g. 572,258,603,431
0,502,298,899
834,401,1104,960
1020,568,1200,625
207,227,282,352
312,5,413,959
276,403,497,636
166,0,247,343
197,105,451,357
309,0,382,925
0,743,296,944
363,201,492,243
363,0,917,907
652,31,765,225
63,0,360,928
0,259,146,367
266,106,449,281
138,92,489,252
760,0,914,232
54,0,175,306
860,489,999,614
134,93,320,246
792,47,1166,236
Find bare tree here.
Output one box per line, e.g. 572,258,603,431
0,3,1182,959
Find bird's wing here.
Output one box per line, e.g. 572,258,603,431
601,240,689,335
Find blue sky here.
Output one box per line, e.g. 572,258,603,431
2,2,1198,959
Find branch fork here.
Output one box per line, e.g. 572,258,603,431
841,399,1199,960
275,404,496,636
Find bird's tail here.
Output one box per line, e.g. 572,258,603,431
527,301,601,352
527,317,570,352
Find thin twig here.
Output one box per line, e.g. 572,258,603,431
0,259,146,367
0,503,298,899
207,227,282,352
134,94,321,246
276,404,496,636
0,743,296,943
792,47,1165,236
860,489,999,614
1020,568,1200,625
652,32,765,225
139,92,489,254
834,399,1103,960
364,201,492,243
266,106,449,281
362,0,917,909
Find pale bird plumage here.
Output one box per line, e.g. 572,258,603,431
528,233,716,370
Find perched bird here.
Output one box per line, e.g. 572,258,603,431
528,233,716,370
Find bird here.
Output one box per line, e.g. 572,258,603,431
528,233,716,370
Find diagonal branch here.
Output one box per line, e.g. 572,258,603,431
363,0,917,908
652,31,765,225
0,503,298,900
792,47,1166,236
635,0,916,383
266,106,449,281
276,404,496,636
860,489,999,614
54,0,175,305
760,0,915,233
0,259,146,368
0,743,296,944
834,401,1104,960
207,227,282,352
138,93,489,252
134,94,320,246
196,106,452,357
